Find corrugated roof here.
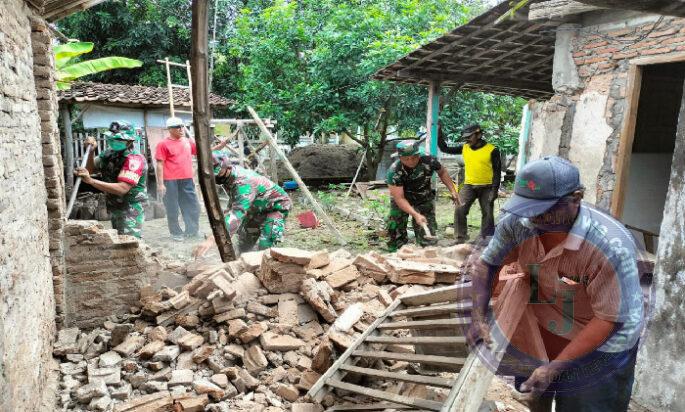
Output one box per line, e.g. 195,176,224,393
374,2,560,100
57,82,233,108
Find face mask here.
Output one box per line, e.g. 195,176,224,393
108,139,129,152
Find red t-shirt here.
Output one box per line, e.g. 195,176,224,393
155,137,196,180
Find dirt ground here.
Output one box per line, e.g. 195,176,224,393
121,187,506,262
280,144,366,180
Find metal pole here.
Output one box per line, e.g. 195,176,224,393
248,106,347,245
66,145,91,218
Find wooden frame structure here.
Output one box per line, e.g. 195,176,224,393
610,52,685,217
25,0,110,21
374,2,558,100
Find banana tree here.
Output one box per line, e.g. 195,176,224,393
55,42,142,90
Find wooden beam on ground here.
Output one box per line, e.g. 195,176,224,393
326,403,418,411
377,318,470,331
339,365,455,388
400,284,471,306
390,301,472,318
247,106,347,245
326,379,443,411
190,0,235,262
364,336,466,345
352,351,466,368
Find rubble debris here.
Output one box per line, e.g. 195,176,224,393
53,244,473,411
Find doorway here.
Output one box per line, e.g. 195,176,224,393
620,62,685,252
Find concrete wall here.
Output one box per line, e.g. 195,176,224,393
632,80,685,411
622,153,672,236
0,1,57,410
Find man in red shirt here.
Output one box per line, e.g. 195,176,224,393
155,117,200,241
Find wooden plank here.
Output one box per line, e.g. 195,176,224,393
248,106,347,245
339,365,454,388
611,64,642,218
327,403,418,411
528,0,602,20
377,317,469,331
365,336,466,345
307,299,403,401
352,351,466,368
401,284,472,306
326,379,443,411
190,0,236,262
390,302,472,318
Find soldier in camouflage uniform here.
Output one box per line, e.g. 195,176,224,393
75,121,148,238
386,139,460,251
194,153,292,256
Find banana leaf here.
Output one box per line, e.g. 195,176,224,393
56,56,143,89
54,41,94,70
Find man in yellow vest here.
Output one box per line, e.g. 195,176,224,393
438,124,501,243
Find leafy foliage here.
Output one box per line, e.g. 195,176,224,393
54,42,142,90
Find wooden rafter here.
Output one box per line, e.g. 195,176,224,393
374,1,559,100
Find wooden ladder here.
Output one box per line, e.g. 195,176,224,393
307,283,499,412
156,58,193,118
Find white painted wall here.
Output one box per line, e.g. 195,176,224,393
622,153,672,237
568,91,613,205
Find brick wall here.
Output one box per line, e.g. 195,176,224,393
528,13,685,208
0,0,57,410
64,221,161,329
30,15,68,326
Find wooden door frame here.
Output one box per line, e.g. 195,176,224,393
610,52,685,217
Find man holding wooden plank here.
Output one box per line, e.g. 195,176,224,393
468,156,643,411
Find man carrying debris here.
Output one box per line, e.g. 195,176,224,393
438,123,501,243
156,117,201,241
75,121,148,238
386,139,460,252
194,153,292,255
469,156,643,411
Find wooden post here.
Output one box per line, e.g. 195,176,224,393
237,125,246,167
191,0,235,262
346,150,367,198
247,106,347,246
165,58,175,117
61,104,75,195
269,135,279,183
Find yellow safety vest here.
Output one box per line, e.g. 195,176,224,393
463,143,495,185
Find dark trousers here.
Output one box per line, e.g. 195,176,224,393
514,327,639,412
455,184,495,242
163,178,200,236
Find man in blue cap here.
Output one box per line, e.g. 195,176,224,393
385,138,460,251
468,156,643,411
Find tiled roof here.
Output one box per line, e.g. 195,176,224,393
57,82,233,108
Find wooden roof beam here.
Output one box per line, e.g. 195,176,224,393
395,69,553,93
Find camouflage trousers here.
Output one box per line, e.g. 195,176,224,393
110,201,144,238
237,209,289,253
386,199,437,252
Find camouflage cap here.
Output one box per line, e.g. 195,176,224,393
396,140,423,157
212,152,232,175
109,121,137,141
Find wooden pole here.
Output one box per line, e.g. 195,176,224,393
60,104,75,195
191,0,235,262
269,137,279,183
345,150,367,198
237,125,246,167
165,58,175,117
247,106,347,246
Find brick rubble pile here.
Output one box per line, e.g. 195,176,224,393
53,244,472,412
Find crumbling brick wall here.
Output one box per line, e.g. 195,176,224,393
527,12,685,208
0,0,57,410
63,221,160,329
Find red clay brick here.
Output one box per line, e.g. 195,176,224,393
572,51,587,58
613,51,638,60
584,40,609,50
607,28,633,37
593,47,621,55
583,56,607,65
676,45,685,51
628,40,659,50
640,47,674,56
648,28,678,38
661,36,685,45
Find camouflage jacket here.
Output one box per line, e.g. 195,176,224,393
386,155,442,203
221,166,291,235
95,148,148,209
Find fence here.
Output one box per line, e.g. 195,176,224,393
71,130,148,167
